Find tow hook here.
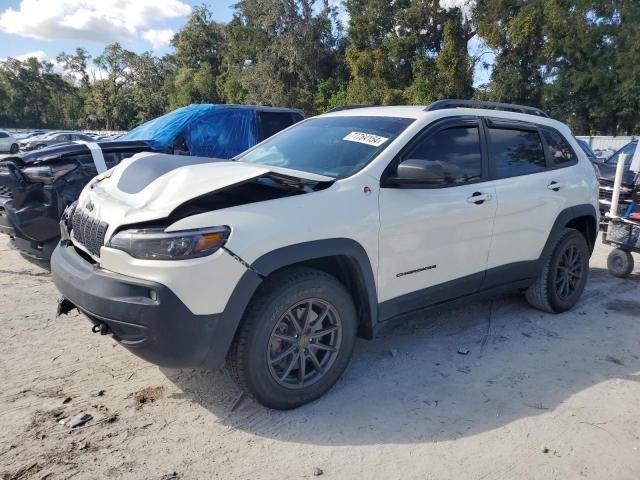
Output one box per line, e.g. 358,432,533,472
92,322,110,335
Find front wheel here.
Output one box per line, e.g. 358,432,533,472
607,248,634,278
525,228,590,313
9,143,18,154
227,267,357,410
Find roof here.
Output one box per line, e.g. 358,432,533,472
321,104,571,133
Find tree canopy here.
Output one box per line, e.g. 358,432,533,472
0,1,638,135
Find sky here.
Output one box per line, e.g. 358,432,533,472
0,0,492,86
0,0,234,64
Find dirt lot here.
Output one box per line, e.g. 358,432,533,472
1,238,639,480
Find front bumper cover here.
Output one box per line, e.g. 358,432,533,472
51,242,262,370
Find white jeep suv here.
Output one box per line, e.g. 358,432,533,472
52,100,599,409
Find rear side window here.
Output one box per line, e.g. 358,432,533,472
489,128,547,178
0,132,7,138
259,112,298,139
542,130,577,167
405,126,482,185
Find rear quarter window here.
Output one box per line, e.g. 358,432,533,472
542,130,578,167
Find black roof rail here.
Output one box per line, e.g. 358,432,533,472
326,105,374,113
425,99,549,118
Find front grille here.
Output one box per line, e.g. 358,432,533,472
71,209,109,257
599,179,632,202
0,185,11,198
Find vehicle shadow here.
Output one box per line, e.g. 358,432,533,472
162,265,640,446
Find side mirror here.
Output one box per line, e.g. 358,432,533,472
388,159,457,186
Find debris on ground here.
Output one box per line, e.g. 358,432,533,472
134,386,164,408
457,348,470,355
159,472,178,480
390,348,398,357
313,467,324,476
62,397,72,404
59,412,93,428
541,446,550,454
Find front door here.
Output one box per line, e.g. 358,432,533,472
378,118,497,319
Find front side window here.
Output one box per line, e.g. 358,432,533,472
0,132,7,139
543,130,577,167
239,116,414,178
402,126,482,185
489,128,547,178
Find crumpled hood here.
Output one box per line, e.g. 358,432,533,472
77,152,333,234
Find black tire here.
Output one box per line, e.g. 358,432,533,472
9,143,18,154
607,248,634,278
227,267,357,410
525,228,589,313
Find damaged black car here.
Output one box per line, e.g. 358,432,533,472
0,104,303,263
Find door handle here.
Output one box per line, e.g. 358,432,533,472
467,192,492,205
547,181,564,191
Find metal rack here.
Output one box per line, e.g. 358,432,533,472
425,99,549,118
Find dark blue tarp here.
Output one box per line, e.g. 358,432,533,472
119,104,259,159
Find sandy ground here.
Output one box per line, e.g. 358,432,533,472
0,237,639,480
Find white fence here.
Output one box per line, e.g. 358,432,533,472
576,135,637,153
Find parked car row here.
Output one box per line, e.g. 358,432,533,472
0,100,606,409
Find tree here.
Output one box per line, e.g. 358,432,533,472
88,43,133,130
473,0,545,107
217,0,343,114
166,5,224,108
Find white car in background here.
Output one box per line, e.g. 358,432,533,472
0,130,19,154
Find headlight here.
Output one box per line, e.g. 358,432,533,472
22,163,77,183
107,226,230,260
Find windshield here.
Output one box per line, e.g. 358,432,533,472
605,142,636,166
237,116,414,178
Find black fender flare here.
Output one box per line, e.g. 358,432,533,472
207,238,379,367
539,204,598,264
252,238,379,337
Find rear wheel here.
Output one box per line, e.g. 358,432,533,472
525,228,589,313
607,248,634,278
9,143,18,154
227,267,357,410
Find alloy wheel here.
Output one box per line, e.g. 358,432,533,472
554,245,583,299
267,298,342,389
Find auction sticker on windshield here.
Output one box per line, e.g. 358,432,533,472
343,131,389,147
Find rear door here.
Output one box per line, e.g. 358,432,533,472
378,117,497,316
483,118,576,284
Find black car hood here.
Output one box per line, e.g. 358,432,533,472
1,140,153,166
598,162,637,185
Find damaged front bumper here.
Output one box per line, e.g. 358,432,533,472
0,161,66,261
51,242,255,370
